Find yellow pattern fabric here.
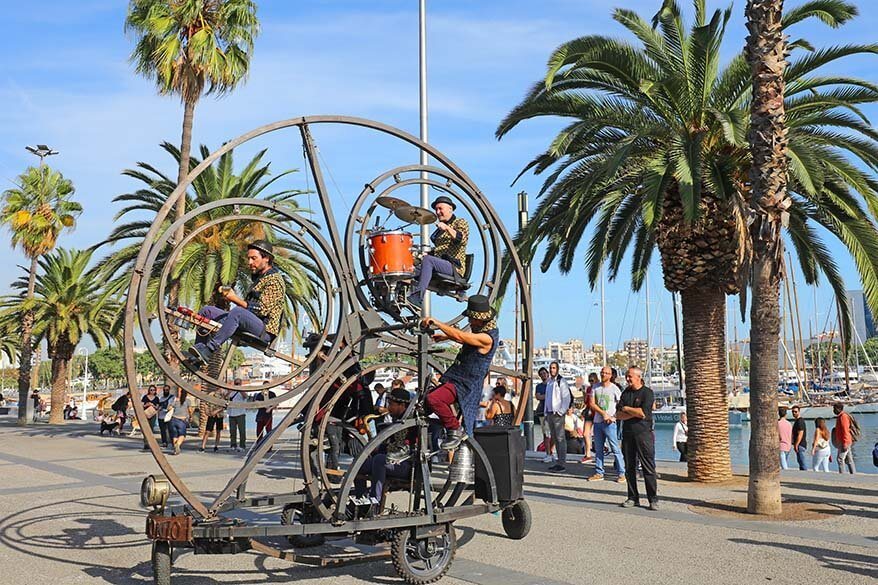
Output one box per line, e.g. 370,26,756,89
249,270,285,336
432,216,469,276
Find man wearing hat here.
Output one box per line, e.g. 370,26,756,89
423,294,499,450
187,240,286,366
352,386,416,508
409,195,470,308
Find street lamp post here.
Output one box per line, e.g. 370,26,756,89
77,347,89,419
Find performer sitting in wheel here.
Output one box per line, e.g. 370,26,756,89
409,196,469,308
423,294,499,450
186,240,285,367
351,387,416,512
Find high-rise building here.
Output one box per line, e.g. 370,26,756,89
846,290,877,343
624,338,649,368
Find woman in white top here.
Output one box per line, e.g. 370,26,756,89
811,417,831,472
672,413,688,462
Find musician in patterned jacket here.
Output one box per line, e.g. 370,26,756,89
187,240,285,366
409,195,469,308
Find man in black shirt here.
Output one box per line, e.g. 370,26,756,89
615,366,658,510
791,405,808,470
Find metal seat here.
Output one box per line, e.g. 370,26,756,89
428,253,473,302
232,331,277,357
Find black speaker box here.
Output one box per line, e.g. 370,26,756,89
473,426,524,502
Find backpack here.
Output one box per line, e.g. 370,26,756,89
849,414,861,443
872,442,878,467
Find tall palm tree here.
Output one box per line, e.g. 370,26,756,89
125,0,260,369
497,0,878,482
1,165,82,425
99,142,322,340
744,0,788,515
0,249,120,424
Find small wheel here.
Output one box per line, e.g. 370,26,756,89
501,500,532,540
281,504,325,548
390,524,456,585
152,541,171,585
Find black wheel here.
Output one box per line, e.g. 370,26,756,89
501,500,532,540
281,504,325,548
152,541,171,585
390,524,456,585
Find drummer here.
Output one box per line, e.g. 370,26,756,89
409,195,469,308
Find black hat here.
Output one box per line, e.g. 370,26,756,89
387,387,411,404
431,196,456,211
248,239,274,259
303,332,333,351
464,294,495,321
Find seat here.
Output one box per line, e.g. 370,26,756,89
232,331,277,357
428,253,473,302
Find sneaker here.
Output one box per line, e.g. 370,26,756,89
198,447,205,453
616,475,627,483
548,464,566,473
542,455,554,463
173,444,181,456
620,499,638,508
587,474,604,482
440,429,467,451
648,501,660,511
213,446,218,453
580,456,592,463
187,343,211,366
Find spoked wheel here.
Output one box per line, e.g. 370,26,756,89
152,541,171,585
390,524,457,585
501,500,532,540
281,504,325,548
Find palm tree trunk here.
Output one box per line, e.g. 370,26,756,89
681,284,732,482
16,255,39,426
745,0,788,515
165,98,198,378
48,356,69,425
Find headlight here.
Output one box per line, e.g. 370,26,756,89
140,475,170,509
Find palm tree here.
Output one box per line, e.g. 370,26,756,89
99,142,322,341
0,249,120,424
125,0,260,368
744,0,788,515
497,0,878,482
1,165,82,425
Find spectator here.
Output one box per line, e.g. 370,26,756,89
543,361,571,473
111,391,131,433
778,407,792,470
169,388,192,455
227,379,248,452
534,367,554,463
564,406,585,455
832,403,857,474
484,386,515,426
811,417,831,472
199,390,226,453
580,372,597,464
31,390,42,422
373,383,388,416
254,389,277,441
791,405,808,470
141,385,160,451
157,385,173,448
588,366,626,483
616,367,658,510
672,412,688,462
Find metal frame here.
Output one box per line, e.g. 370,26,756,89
124,115,533,564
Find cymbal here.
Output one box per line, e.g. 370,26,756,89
394,205,437,225
376,196,409,211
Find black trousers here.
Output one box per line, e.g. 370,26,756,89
622,431,658,503
676,441,688,462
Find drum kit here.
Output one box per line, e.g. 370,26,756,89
365,196,438,311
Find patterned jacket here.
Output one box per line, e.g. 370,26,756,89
430,215,469,276
245,267,285,336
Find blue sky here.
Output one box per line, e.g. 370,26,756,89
2,0,878,350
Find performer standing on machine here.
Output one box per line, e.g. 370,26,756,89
187,240,285,367
423,295,499,450
409,196,469,308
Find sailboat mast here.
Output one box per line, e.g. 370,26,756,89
788,254,809,400
645,272,651,384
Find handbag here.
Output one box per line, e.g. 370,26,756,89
163,407,174,423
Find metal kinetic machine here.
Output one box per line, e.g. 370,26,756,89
127,116,533,584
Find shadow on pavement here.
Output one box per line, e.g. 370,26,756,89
728,538,878,578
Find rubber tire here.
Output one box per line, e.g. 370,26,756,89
281,505,325,548
501,500,532,540
390,525,456,585
152,541,171,585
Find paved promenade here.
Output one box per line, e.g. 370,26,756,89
0,418,874,585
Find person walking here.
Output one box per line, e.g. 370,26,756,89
778,407,793,470
616,367,658,510
543,361,571,472
534,367,555,464
672,412,688,462
140,385,160,451
227,379,248,452
580,372,597,464
832,403,857,474
587,366,626,483
791,405,808,470
157,385,173,448
169,388,192,455
811,417,832,472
